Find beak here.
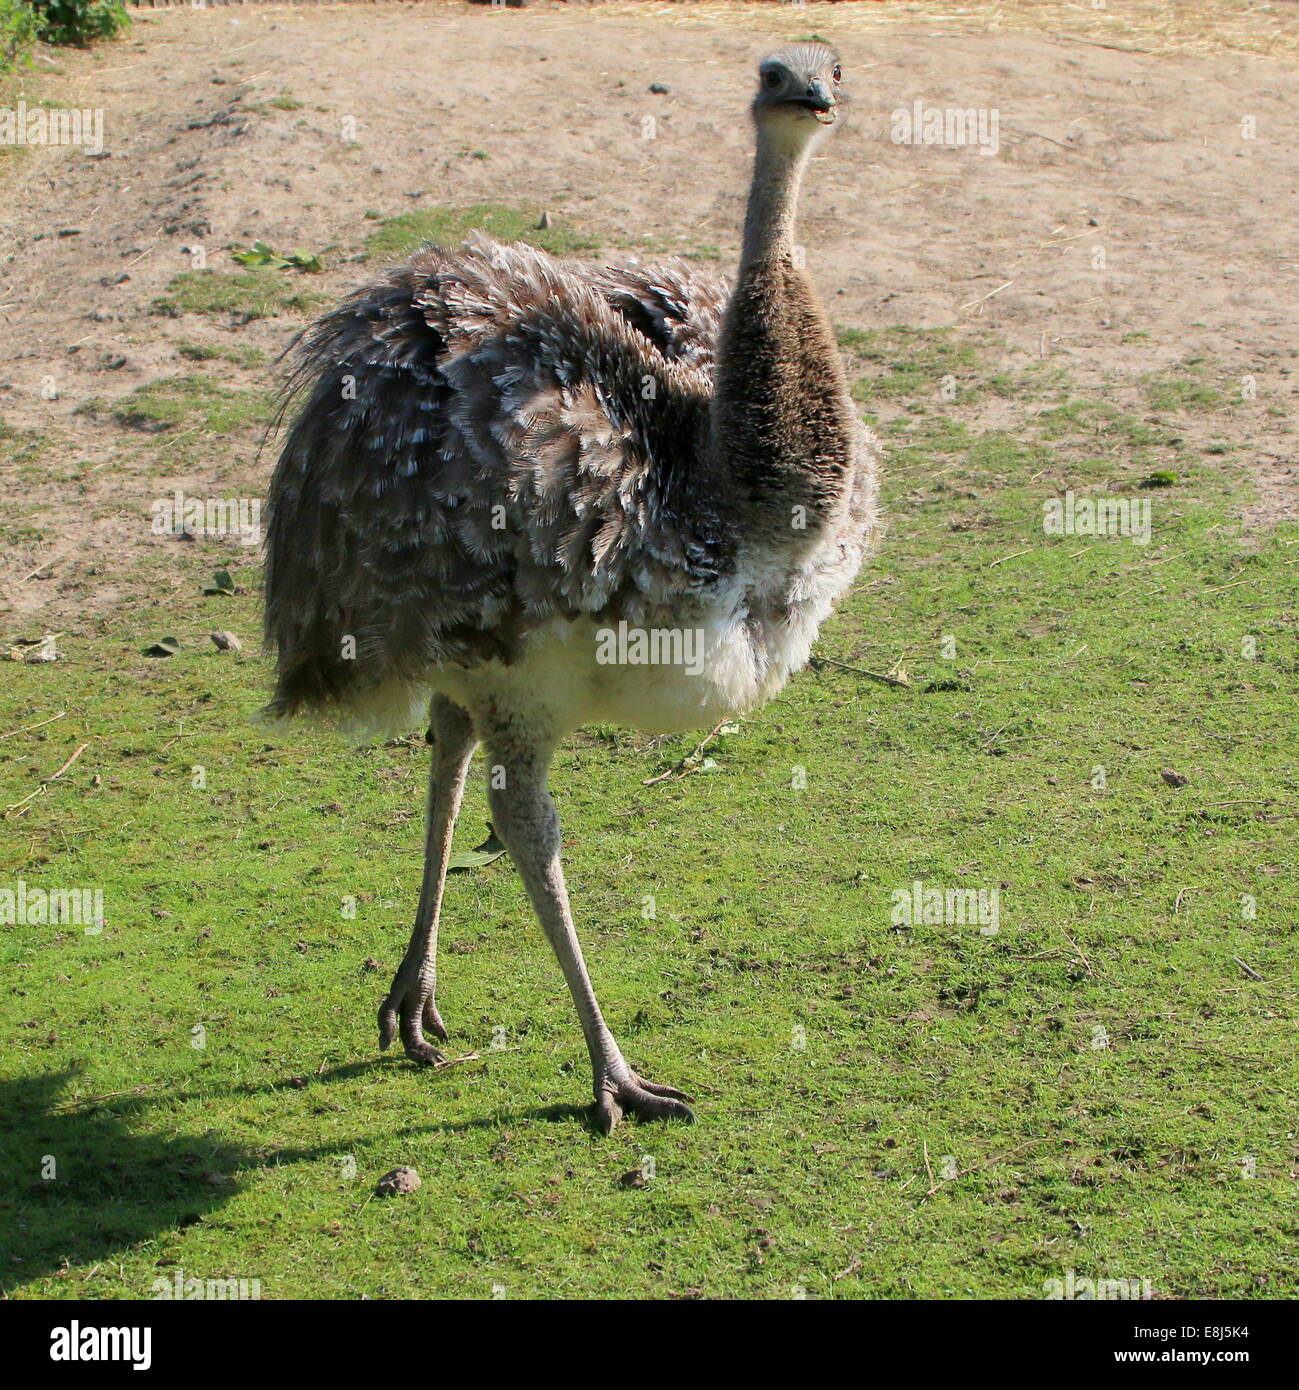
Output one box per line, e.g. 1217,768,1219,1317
782,81,835,120
804,80,834,113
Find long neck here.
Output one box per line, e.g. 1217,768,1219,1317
706,124,856,544
740,125,812,266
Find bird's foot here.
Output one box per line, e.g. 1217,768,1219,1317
378,967,449,1066
594,1064,695,1134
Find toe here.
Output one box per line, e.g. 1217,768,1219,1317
592,1075,695,1133
377,1000,398,1051
595,1090,625,1135
403,1035,448,1066
422,998,449,1042
631,1090,695,1124
634,1077,693,1103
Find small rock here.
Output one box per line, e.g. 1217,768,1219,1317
649,83,670,95
1161,768,1189,788
375,1165,421,1197
209,630,243,652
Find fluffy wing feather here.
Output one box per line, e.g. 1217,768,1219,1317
264,237,734,718
590,257,729,371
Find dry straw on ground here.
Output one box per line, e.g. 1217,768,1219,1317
595,1,1299,66
124,1,1299,69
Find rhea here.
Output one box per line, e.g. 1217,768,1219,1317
263,44,880,1131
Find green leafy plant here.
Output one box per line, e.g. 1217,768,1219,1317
29,0,129,47
0,0,36,73
230,241,323,274
201,569,237,596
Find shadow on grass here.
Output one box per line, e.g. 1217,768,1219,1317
0,1069,253,1296
0,1065,604,1292
234,1061,605,1128
288,1060,601,1134
201,1059,598,1135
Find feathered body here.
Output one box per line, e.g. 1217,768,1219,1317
261,43,883,1131
264,237,879,737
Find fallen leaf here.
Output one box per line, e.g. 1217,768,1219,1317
448,825,507,874
202,570,236,596
230,241,322,273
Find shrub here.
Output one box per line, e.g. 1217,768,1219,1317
30,0,130,48
0,0,38,73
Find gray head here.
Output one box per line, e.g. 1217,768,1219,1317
752,42,843,140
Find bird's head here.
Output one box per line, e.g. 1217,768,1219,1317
751,42,843,144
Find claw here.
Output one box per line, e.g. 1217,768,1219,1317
422,997,448,1042
378,970,448,1065
594,1071,696,1134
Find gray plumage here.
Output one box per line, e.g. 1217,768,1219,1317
262,44,882,1132
264,241,735,722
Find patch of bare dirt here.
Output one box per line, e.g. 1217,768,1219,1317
1,2,1296,633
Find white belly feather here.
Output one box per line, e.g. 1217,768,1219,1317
425,529,859,738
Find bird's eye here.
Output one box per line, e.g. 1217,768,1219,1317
762,68,782,90
832,64,842,83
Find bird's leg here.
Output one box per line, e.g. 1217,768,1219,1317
485,737,694,1133
379,695,477,1065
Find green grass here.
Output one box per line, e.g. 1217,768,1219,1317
152,270,327,322
177,341,267,368
364,204,724,267
627,235,723,263
1144,374,1228,413
78,375,273,434
841,324,985,383
1,329,1296,1300
363,204,600,263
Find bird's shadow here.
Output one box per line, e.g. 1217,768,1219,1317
0,1063,604,1291
0,1068,253,1295
180,1057,600,1135
267,1060,599,1136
